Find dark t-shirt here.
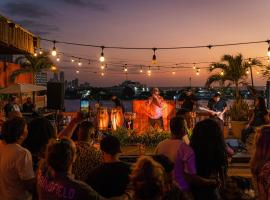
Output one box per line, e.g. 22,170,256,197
179,94,197,111
22,103,34,113
252,108,268,127
86,162,131,198
37,166,106,200
207,99,227,112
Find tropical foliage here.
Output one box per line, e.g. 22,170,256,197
10,52,53,83
205,54,261,99
230,98,249,121
109,127,170,147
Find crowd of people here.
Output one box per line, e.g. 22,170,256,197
0,92,269,200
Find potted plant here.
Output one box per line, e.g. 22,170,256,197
229,98,249,138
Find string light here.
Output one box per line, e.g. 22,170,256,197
101,63,105,70
99,46,105,62
34,52,37,57
147,66,152,76
193,63,196,69
196,69,200,76
101,72,105,76
211,65,215,69
78,59,82,66
39,49,43,55
140,66,143,73
71,59,75,63
248,58,252,64
246,69,249,74
172,71,176,75
56,56,60,62
51,65,57,71
256,71,260,75
51,40,57,56
124,64,128,72
152,48,157,64
76,70,79,74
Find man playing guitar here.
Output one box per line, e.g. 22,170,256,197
207,92,227,130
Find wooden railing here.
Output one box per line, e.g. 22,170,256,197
0,15,36,54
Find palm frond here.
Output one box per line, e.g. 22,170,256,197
205,73,224,88
9,68,32,82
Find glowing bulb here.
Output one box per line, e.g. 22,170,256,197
71,59,74,63
101,64,105,70
256,71,260,75
51,65,57,71
34,52,37,57
268,57,270,63
124,68,128,72
248,58,252,65
140,69,143,73
211,65,214,69
172,71,176,75
193,64,196,70
246,70,249,74
100,47,105,62
220,71,224,76
56,57,60,62
39,50,43,55
196,71,199,76
76,70,79,74
101,72,105,76
78,60,82,66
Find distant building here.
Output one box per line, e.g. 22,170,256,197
71,78,79,89
35,72,47,86
59,71,65,82
52,72,59,82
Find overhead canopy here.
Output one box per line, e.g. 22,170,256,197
0,83,46,94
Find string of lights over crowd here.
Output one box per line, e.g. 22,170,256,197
34,37,270,77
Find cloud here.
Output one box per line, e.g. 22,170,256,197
16,19,59,36
3,1,52,18
60,0,108,11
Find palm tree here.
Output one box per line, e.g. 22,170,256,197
10,52,53,84
205,54,261,99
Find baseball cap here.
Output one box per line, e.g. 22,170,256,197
214,92,221,97
100,135,122,155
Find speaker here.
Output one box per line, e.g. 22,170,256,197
47,82,64,110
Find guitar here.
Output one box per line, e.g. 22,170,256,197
199,107,225,121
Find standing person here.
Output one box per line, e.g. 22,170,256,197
146,87,164,130
72,121,102,182
0,117,35,200
22,97,35,113
179,89,197,112
207,92,227,130
111,95,125,113
86,135,130,198
37,138,106,200
191,119,228,200
4,96,21,118
242,96,269,144
250,126,270,200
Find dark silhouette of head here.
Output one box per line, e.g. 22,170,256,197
78,121,94,141
170,116,187,138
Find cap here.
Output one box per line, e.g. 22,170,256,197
214,92,221,97
100,135,122,155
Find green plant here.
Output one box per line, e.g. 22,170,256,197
205,54,261,99
109,127,170,147
230,98,249,121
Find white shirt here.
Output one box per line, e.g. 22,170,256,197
0,143,34,200
155,139,183,162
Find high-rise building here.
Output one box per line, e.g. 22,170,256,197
52,72,59,82
59,71,65,82
35,72,47,86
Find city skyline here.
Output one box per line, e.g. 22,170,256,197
1,0,270,86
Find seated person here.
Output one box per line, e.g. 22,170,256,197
86,135,130,198
22,97,35,113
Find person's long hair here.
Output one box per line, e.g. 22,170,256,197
190,119,227,177
256,96,267,111
250,126,270,176
130,156,165,200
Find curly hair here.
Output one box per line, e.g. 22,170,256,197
130,156,165,200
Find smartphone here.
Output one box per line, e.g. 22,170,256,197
80,99,89,118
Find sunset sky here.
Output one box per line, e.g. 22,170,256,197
1,0,270,87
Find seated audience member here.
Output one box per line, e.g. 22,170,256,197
250,126,270,200
242,96,269,144
4,96,21,117
37,138,106,200
22,97,35,113
130,156,165,200
0,117,35,200
86,135,130,198
152,154,190,200
155,116,190,163
8,110,23,120
176,108,194,137
191,119,228,200
23,117,56,171
72,121,102,181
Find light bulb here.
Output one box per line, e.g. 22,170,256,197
248,58,252,64
78,60,82,66
56,57,60,62
172,71,176,75
51,41,57,56
76,70,79,74
246,70,249,74
220,71,224,76
196,71,199,76
39,50,43,55
152,48,157,64
51,66,57,71
101,72,105,76
124,68,128,72
211,65,214,69
256,71,260,75
34,52,37,57
71,59,74,63
100,47,105,62
101,64,105,70
140,69,143,73
193,64,196,70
